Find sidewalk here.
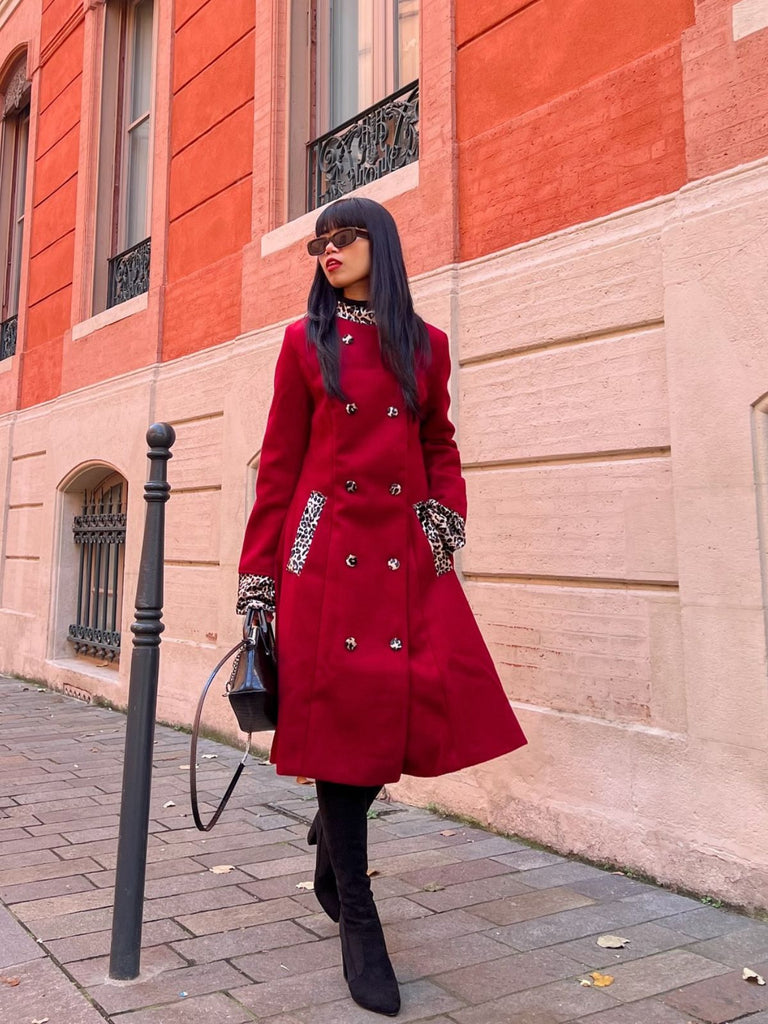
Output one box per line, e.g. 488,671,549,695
2,676,768,1024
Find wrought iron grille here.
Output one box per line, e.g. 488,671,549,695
107,237,151,309
0,315,17,360
68,480,126,661
307,80,419,212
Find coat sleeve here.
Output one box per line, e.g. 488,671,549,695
237,326,313,612
417,329,467,553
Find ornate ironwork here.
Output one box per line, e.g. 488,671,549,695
68,480,126,662
307,81,419,211
0,316,17,360
107,237,150,308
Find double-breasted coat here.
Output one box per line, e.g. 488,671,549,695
237,307,527,786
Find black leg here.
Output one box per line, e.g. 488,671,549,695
315,780,400,1017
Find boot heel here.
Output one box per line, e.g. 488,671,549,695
339,912,400,1016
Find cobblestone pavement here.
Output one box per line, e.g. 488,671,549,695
2,676,768,1024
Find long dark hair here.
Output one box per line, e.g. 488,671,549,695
306,197,430,415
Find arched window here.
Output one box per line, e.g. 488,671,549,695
0,54,31,360
61,468,128,663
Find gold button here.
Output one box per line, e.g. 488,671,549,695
346,403,358,415
346,554,358,567
345,637,357,651
389,637,403,651
386,406,399,418
345,480,358,493
387,558,400,571
389,483,402,495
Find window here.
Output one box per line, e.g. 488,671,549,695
290,0,420,215
68,474,127,662
0,57,30,360
94,0,154,312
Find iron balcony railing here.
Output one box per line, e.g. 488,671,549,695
307,80,419,212
0,314,17,360
107,237,151,309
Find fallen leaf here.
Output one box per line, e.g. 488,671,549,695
202,754,218,760
366,869,380,877
296,776,314,785
0,976,20,986
422,882,445,892
209,865,235,874
743,968,766,985
439,830,457,837
179,764,198,770
597,934,630,949
579,979,592,987
163,800,176,809
589,971,614,987
296,881,314,891
32,1018,50,1023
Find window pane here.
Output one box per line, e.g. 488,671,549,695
7,112,29,317
330,0,377,127
130,0,154,123
396,0,419,87
125,116,149,247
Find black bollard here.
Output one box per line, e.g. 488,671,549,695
109,423,175,980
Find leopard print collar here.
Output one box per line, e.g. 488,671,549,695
336,299,376,325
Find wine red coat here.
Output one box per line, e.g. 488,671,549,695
239,314,527,786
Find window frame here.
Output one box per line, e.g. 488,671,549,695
0,55,31,357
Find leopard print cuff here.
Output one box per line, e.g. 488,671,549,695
236,573,276,615
425,499,466,553
413,499,466,576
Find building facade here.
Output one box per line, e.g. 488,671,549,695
1,0,768,908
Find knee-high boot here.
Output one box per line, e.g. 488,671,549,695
315,780,400,1017
308,784,380,922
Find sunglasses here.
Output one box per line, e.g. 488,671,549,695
307,227,369,256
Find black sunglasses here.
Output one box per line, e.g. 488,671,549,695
307,227,369,256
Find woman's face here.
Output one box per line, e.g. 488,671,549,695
317,228,372,299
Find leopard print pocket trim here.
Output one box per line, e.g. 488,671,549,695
286,490,327,575
236,573,276,614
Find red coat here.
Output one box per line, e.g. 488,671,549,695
238,313,526,786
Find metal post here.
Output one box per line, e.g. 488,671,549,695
109,423,175,980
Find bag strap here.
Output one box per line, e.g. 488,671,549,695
189,639,250,832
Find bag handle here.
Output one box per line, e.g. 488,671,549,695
189,638,250,832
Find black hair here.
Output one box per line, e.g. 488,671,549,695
306,196,430,416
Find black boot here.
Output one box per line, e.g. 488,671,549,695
308,785,381,923
316,781,400,1017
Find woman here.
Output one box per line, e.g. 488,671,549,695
237,197,526,1016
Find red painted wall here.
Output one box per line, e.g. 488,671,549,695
456,0,696,260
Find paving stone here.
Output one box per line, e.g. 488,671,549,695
555,921,700,969
511,861,617,890
290,978,465,1023
435,947,588,1003
0,903,44,968
142,882,258,921
368,848,465,876
112,991,255,1024
391,930,514,980
383,908,497,952
568,873,659,901
11,886,115,921
89,959,250,1014
450,976,618,1023
46,917,189,963
170,920,317,963
176,894,312,935
662,958,768,1022
687,922,768,967
0,873,96,904
238,852,319,879
488,903,613,951
662,906,755,940
471,886,597,926
399,856,515,889
0,954,107,1024
603,949,730,1002
66,942,187,986
233,936,343,982
232,964,349,1016
376,895,435,924
144,866,255,898
575,996,696,1022
406,872,533,913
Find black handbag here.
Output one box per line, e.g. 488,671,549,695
190,607,278,831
